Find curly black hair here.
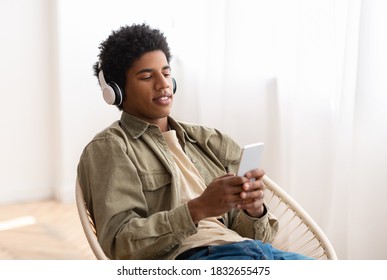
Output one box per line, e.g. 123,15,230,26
93,23,172,110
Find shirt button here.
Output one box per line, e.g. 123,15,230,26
191,158,197,163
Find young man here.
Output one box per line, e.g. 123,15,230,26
77,23,311,260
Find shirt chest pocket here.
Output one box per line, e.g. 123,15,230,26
139,171,173,215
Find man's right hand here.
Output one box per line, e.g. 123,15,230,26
187,173,249,224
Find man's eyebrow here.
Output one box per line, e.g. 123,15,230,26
135,65,171,75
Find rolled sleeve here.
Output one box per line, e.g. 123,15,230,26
230,204,279,243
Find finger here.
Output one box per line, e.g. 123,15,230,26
242,180,265,192
215,173,236,180
212,182,246,200
237,198,265,211
245,168,265,180
239,189,265,200
218,175,248,187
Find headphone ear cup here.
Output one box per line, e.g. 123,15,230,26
172,77,177,94
102,84,117,105
99,70,123,106
108,81,123,105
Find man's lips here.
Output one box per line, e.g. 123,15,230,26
153,94,172,105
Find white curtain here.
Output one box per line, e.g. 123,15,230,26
168,0,387,259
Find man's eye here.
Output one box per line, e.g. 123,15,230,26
140,76,151,80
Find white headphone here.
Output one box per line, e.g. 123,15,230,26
98,70,123,106
98,68,177,106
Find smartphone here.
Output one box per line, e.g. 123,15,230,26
237,142,264,176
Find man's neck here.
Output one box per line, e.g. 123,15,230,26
158,119,169,133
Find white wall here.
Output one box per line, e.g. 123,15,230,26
0,0,57,203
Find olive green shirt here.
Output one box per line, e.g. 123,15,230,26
77,112,279,260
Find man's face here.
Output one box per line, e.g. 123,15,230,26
123,50,174,125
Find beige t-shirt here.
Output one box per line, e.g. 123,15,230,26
162,130,248,256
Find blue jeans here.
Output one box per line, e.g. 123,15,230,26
176,240,314,260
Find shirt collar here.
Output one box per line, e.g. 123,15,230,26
120,112,150,139
119,111,196,144
167,116,197,145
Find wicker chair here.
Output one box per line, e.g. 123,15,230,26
76,176,337,260
75,180,109,260
262,176,337,259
